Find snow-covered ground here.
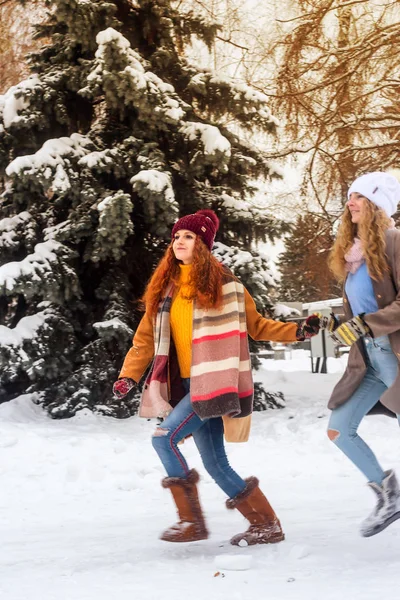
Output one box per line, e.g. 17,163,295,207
1,351,399,599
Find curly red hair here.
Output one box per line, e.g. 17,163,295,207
141,238,226,318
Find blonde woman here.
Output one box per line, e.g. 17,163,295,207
324,172,400,537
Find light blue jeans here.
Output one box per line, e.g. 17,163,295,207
328,335,400,484
151,378,247,498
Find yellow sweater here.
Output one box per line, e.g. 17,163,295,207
170,264,193,378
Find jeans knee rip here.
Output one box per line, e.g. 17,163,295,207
153,427,169,437
327,428,340,442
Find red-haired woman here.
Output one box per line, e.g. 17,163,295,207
113,210,319,545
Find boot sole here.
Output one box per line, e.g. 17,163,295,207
362,511,400,538
231,532,285,546
160,534,208,542
160,530,209,542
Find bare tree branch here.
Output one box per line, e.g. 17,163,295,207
215,35,249,51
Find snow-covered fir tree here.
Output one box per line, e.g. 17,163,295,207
0,0,285,418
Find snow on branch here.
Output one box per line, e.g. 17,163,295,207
219,192,284,234
273,303,300,319
0,240,80,301
131,169,179,234
6,134,94,195
179,121,231,173
221,193,258,219
131,169,175,203
213,242,276,288
188,72,279,130
78,149,117,170
180,121,231,156
0,303,77,387
91,192,134,263
82,27,187,129
0,309,48,347
93,317,133,341
0,211,32,250
0,76,41,129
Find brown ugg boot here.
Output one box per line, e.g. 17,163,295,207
227,476,284,546
160,469,209,542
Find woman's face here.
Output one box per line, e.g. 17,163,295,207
172,229,197,264
347,192,367,224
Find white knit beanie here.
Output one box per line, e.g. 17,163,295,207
348,171,400,217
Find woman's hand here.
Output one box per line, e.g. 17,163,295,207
329,315,372,346
319,312,340,333
296,313,321,340
297,312,340,340
113,377,136,399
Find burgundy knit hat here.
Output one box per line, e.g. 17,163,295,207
171,209,219,250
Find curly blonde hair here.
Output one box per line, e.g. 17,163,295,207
329,199,392,282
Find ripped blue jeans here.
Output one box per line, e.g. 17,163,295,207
151,378,246,498
328,335,400,484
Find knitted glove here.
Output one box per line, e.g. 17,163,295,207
113,377,136,399
296,313,321,340
329,315,372,346
319,312,340,333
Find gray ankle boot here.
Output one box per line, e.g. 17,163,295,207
360,470,400,537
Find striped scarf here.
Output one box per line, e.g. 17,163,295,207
138,277,253,420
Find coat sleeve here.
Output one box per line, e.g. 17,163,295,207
244,288,298,342
118,310,155,382
363,231,400,337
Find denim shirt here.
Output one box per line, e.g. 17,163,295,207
345,261,379,316
346,262,392,347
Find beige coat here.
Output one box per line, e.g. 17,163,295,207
328,229,400,414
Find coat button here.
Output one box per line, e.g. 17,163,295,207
377,294,382,299
344,298,347,303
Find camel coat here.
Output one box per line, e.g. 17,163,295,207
119,288,298,442
328,229,400,414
